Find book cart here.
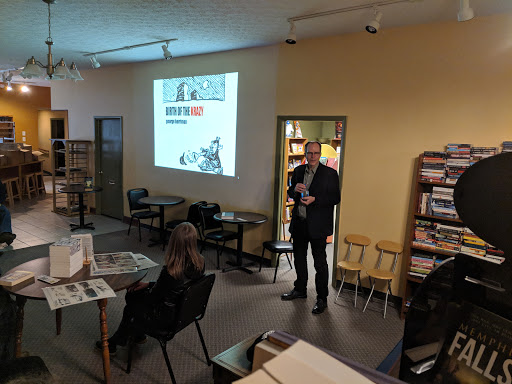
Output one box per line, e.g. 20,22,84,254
0,116,15,142
282,137,308,224
50,140,93,216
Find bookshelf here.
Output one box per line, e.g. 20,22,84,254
282,137,308,224
0,116,15,142
50,140,92,216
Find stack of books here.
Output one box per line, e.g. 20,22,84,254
49,238,83,278
421,151,446,182
460,228,486,258
470,147,497,161
430,186,458,219
446,144,471,184
409,252,435,279
435,224,462,253
413,219,437,250
502,141,512,153
486,242,505,263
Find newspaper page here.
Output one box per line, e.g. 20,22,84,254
133,253,159,270
90,252,139,276
42,278,116,310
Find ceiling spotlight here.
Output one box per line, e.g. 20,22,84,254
285,21,297,44
162,42,173,60
366,9,383,34
6,82,12,91
21,85,29,93
457,0,474,22
90,55,101,69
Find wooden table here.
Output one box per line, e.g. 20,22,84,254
59,185,103,231
213,212,267,274
3,257,147,384
138,196,185,249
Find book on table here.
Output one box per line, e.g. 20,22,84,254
49,237,83,278
0,270,35,287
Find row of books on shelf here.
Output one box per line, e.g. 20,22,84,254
288,142,304,154
413,219,504,261
418,186,458,219
287,159,303,170
421,142,512,184
408,252,444,279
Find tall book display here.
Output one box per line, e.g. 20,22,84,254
282,137,308,224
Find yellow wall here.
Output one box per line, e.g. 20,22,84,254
0,84,50,147
276,14,512,294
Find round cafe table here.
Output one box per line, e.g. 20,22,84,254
213,211,267,274
3,257,146,384
138,196,185,249
59,185,103,231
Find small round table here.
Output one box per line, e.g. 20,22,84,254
214,211,268,274
3,257,146,384
138,196,185,249
58,185,103,231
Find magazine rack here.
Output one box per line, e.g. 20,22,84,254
400,153,512,383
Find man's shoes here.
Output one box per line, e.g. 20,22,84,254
95,340,117,356
281,289,307,301
312,299,327,314
0,232,16,245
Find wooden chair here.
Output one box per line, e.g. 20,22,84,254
126,273,216,384
34,171,46,195
335,234,371,307
259,218,293,283
3,177,22,206
22,173,38,199
363,240,403,318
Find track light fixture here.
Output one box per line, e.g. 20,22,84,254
285,21,297,44
90,55,101,69
366,8,383,34
162,42,173,60
6,83,12,91
457,0,474,22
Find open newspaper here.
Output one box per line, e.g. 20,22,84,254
90,252,159,276
42,278,115,310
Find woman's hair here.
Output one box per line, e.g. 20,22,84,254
164,222,204,278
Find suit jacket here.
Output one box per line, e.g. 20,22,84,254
288,163,341,239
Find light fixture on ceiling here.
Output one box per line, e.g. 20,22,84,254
366,8,383,34
19,0,83,81
90,55,101,69
286,0,413,43
6,83,12,91
162,42,173,60
21,85,29,93
457,0,474,22
84,38,178,66
285,21,297,44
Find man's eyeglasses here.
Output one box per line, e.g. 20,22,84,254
306,152,321,156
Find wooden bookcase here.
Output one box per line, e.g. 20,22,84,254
50,140,92,216
400,154,465,319
0,116,15,142
282,137,308,224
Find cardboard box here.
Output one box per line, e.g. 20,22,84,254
0,155,6,166
252,340,285,372
0,150,23,165
21,144,32,152
234,369,278,383
20,149,32,163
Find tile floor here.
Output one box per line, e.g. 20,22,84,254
3,177,128,251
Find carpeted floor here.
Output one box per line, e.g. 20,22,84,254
0,230,404,383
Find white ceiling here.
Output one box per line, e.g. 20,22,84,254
0,0,511,87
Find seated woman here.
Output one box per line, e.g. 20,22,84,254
96,222,205,355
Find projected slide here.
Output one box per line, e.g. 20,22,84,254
154,72,238,177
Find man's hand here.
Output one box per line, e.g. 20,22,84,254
295,183,306,193
300,196,315,205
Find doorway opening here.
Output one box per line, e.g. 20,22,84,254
50,118,66,174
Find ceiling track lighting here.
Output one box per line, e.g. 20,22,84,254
285,0,415,43
366,8,383,34
20,0,83,81
84,38,177,67
285,21,297,44
458,0,474,22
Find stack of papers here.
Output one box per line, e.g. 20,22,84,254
71,233,94,262
90,252,158,276
42,278,116,310
50,238,83,278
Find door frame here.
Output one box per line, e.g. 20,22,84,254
94,116,123,217
275,115,347,287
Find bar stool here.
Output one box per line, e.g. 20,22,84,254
363,240,403,318
335,234,371,307
22,173,38,199
3,177,22,206
34,171,46,195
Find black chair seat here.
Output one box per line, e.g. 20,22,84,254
263,240,293,253
133,211,160,220
165,219,187,229
205,230,237,242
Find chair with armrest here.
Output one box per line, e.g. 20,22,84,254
126,273,216,384
363,240,403,318
199,203,237,269
165,201,207,241
127,188,160,242
259,218,293,283
335,234,371,307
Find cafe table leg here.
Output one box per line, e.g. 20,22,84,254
15,296,27,358
223,224,254,274
97,298,111,384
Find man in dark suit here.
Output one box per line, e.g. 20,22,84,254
281,141,340,314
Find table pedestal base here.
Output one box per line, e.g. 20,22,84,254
70,222,95,231
222,260,254,274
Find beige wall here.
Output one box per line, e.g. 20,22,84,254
52,46,280,255
276,14,512,295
